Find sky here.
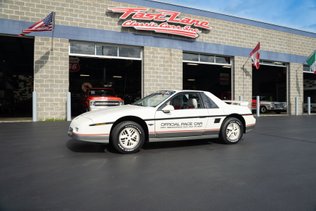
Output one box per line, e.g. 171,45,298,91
153,0,316,33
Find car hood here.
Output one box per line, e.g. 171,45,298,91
79,105,156,123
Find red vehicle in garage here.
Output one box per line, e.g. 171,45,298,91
84,88,124,111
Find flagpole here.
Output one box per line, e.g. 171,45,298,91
242,56,251,68
51,11,56,51
241,55,251,98
241,42,260,98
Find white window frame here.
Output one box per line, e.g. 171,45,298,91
69,41,143,61
183,52,232,66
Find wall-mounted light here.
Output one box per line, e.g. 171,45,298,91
187,78,196,82
80,74,90,77
113,75,123,79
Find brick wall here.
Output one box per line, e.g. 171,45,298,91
1,0,316,118
234,57,253,105
1,0,315,57
34,37,69,120
143,47,182,96
288,63,304,115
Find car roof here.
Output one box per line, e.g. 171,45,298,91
161,89,206,93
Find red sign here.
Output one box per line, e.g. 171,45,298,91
69,57,80,72
109,7,211,38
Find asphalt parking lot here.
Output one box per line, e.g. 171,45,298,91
1,116,316,211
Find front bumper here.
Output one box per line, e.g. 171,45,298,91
68,116,110,143
89,101,123,111
68,126,110,143
270,106,287,111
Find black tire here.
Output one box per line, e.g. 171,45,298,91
111,121,145,154
220,117,244,144
260,106,267,113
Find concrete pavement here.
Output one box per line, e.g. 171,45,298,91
0,116,316,210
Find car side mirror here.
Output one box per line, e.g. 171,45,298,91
162,105,175,113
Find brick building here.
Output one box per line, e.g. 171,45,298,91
0,0,316,120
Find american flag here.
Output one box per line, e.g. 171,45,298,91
19,12,55,36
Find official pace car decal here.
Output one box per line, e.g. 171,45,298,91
160,122,203,129
108,7,211,38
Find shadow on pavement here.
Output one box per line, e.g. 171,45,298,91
143,139,220,150
66,139,108,153
66,138,222,153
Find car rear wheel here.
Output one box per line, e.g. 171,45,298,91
260,106,267,113
111,121,145,154
220,117,244,144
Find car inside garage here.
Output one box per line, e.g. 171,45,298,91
69,57,141,115
252,61,287,114
69,41,142,116
69,41,142,115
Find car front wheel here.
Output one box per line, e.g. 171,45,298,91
220,117,244,144
111,121,145,154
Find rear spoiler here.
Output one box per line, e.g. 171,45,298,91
224,100,249,107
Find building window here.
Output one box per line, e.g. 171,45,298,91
119,46,141,58
215,56,230,64
303,65,314,73
200,55,215,63
260,60,287,67
183,53,199,61
70,41,142,60
183,52,231,65
96,44,117,57
70,42,95,55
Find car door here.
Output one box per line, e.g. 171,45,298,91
154,92,210,138
199,92,224,135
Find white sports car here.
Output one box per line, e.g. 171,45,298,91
68,90,256,153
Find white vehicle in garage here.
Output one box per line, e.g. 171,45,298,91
68,90,256,153
252,96,287,114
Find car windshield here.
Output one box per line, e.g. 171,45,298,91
132,91,175,107
89,89,115,96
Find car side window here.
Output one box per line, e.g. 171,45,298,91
168,93,203,110
201,93,218,109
